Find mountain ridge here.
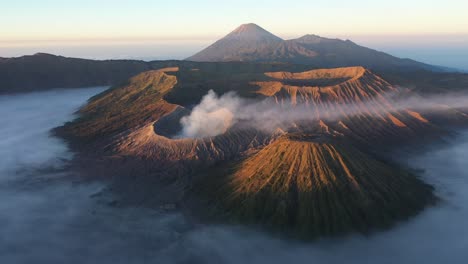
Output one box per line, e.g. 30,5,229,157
2,52,468,95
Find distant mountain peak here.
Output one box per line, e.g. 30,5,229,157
300,34,321,39
232,23,262,32
186,23,284,62
33,52,58,57
226,23,283,41
294,34,341,44
231,23,269,34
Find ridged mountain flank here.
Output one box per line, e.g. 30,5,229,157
194,134,436,238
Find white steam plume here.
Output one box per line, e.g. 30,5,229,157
179,89,468,138
179,90,241,138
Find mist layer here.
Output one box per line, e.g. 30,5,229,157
1,88,468,263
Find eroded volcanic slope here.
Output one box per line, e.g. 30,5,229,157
58,64,466,238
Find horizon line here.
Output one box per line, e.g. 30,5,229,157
2,32,468,44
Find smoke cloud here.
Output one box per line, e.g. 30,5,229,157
180,90,240,138
178,89,468,138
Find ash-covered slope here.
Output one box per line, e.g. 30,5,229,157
60,67,180,142
252,66,450,145
194,134,436,238
61,65,447,147
187,23,437,71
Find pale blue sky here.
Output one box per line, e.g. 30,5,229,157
1,0,468,69
2,0,468,40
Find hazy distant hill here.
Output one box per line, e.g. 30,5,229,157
0,53,303,93
0,53,152,93
187,23,439,71
1,52,467,95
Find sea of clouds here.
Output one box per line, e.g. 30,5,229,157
1,88,468,263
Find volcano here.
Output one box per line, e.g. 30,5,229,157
187,23,317,63
187,23,437,71
194,134,435,238
56,63,467,239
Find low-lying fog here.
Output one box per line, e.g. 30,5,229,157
1,88,467,264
